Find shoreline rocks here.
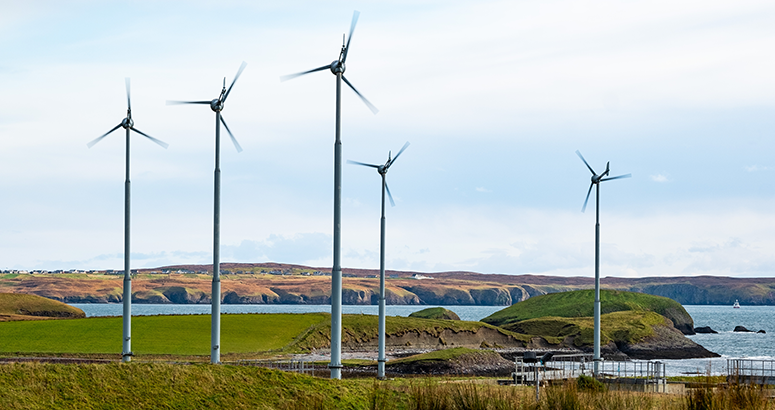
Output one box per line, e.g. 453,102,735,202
734,326,753,332
694,326,718,334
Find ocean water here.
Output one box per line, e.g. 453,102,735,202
71,303,503,323
71,303,771,376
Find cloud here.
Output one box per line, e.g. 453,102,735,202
475,187,492,193
745,165,771,172
650,174,669,183
222,233,332,265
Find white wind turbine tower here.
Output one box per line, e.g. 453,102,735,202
348,141,409,379
281,11,378,379
87,78,168,363
575,150,631,377
167,62,247,364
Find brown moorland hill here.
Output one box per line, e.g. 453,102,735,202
3,262,775,305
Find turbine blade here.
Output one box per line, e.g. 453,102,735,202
601,173,631,182
125,77,131,111
220,115,243,153
280,64,330,82
166,100,211,105
342,10,360,64
392,141,410,163
346,159,379,168
87,124,122,148
342,75,378,114
224,61,247,102
575,150,596,175
385,181,396,207
131,127,169,149
581,183,593,213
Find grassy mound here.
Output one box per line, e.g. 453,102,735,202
481,289,694,334
0,362,385,410
289,314,530,352
390,347,495,365
501,310,668,346
408,307,460,321
0,293,85,321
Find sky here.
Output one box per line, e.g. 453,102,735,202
0,0,774,278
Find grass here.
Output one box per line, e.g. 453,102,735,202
390,347,499,365
0,313,328,356
0,312,530,358
408,307,460,321
482,289,691,328
0,293,85,319
0,362,382,410
503,310,667,346
289,314,531,352
0,362,771,410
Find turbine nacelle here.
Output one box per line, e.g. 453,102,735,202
210,98,224,112
87,78,168,150
120,117,134,129
330,60,345,75
576,151,630,212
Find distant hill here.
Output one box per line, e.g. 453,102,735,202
481,289,695,335
3,263,775,306
480,290,716,359
0,293,85,321
408,307,460,320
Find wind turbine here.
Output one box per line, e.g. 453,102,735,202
576,150,630,377
87,78,168,363
281,10,378,379
167,62,246,364
348,141,409,379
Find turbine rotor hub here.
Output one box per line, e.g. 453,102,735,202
120,117,133,129
330,60,345,74
210,99,224,112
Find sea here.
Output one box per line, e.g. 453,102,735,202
70,303,775,377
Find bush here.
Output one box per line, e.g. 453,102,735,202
576,374,605,392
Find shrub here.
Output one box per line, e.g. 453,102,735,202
576,374,605,392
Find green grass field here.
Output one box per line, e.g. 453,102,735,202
0,313,328,356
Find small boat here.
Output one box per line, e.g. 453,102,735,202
733,300,740,309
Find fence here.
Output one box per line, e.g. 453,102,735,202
513,354,666,392
236,359,313,375
728,359,775,385
514,354,594,385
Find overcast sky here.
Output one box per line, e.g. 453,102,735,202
1,0,773,278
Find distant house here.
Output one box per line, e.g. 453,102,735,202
412,274,433,280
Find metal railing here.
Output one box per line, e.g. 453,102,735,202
598,360,666,385
513,354,666,392
728,359,775,385
236,359,313,375
514,354,594,385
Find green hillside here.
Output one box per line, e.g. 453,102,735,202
0,293,85,319
407,307,460,320
481,289,694,334
502,310,668,346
